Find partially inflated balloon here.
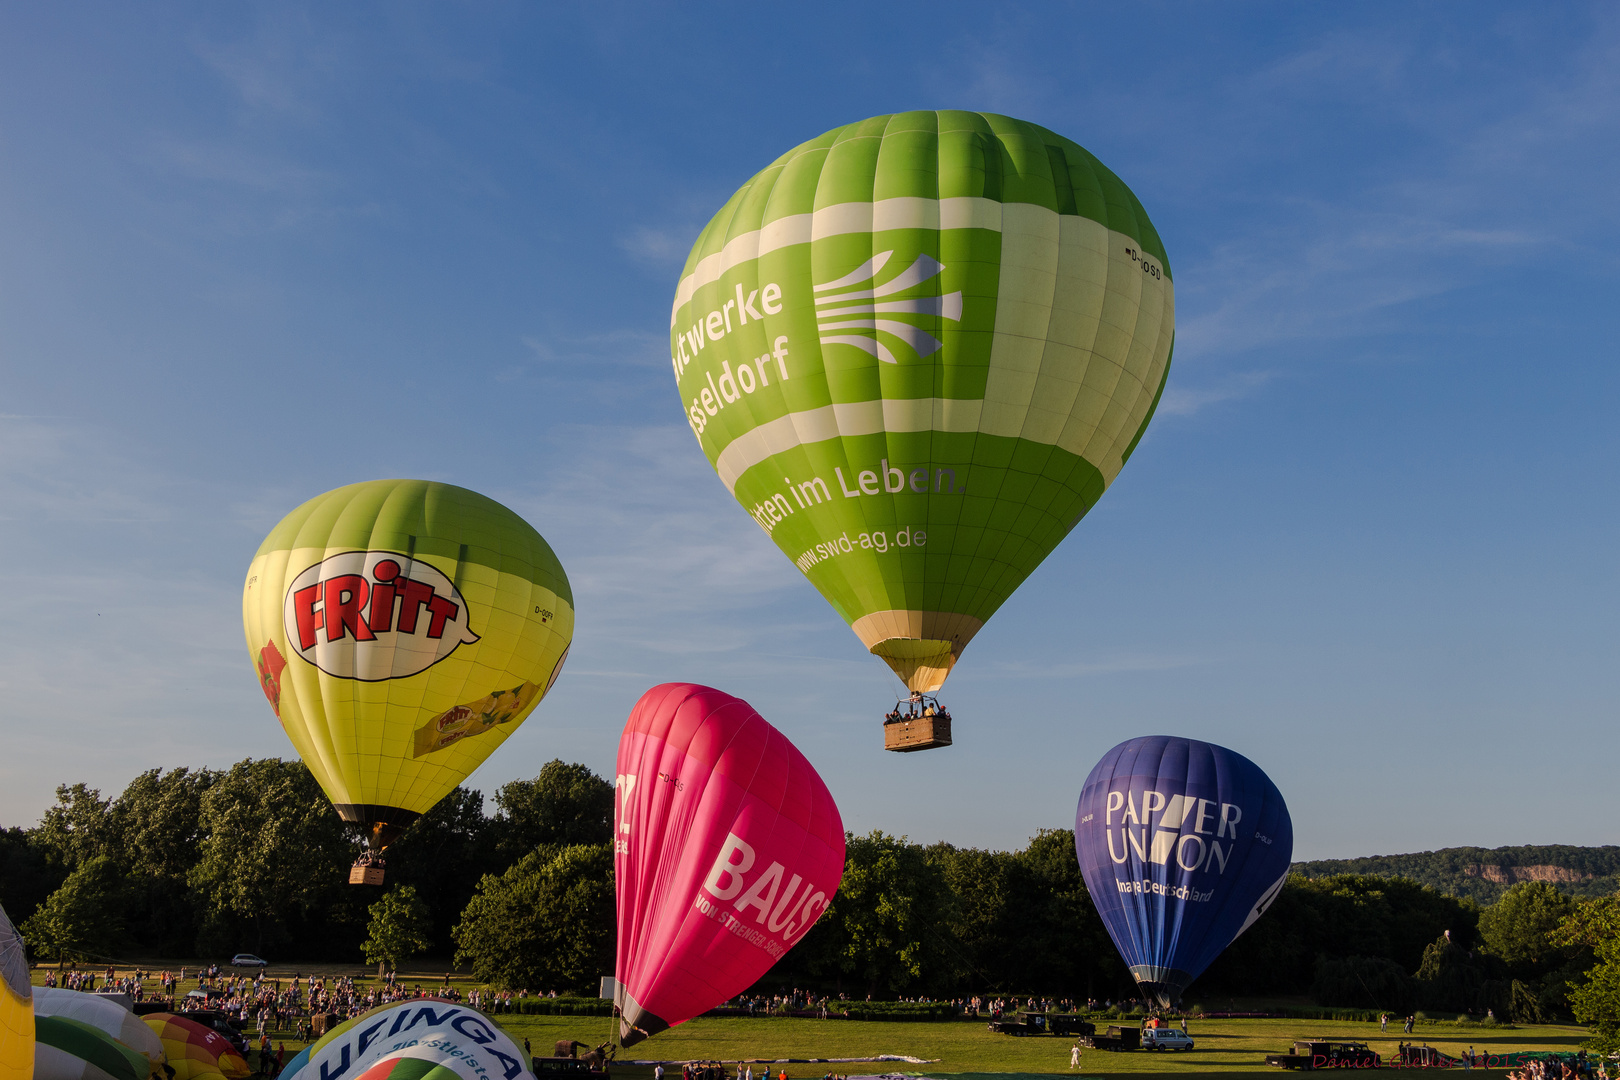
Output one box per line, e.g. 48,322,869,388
278,1001,531,1080
670,111,1173,694
34,991,163,1071
141,1016,247,1080
35,1018,152,1080
1,902,32,1080
243,480,573,853
614,684,845,1046
1074,736,1293,1007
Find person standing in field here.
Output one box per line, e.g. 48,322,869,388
1070,1042,1081,1070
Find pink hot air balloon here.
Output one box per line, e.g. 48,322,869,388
613,684,845,1046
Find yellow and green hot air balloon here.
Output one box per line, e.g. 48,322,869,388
0,901,31,1080
243,480,573,876
669,111,1173,746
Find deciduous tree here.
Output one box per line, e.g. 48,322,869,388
803,831,951,996
113,767,220,954
363,885,433,976
453,843,614,991
33,784,115,871
20,855,126,961
491,761,613,862
1480,881,1580,977
188,759,355,954
1552,893,1620,1052
0,827,63,926
385,786,494,952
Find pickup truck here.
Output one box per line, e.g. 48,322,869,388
1266,1040,1380,1069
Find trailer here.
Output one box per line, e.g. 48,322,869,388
986,1011,1094,1037
1077,1025,1141,1052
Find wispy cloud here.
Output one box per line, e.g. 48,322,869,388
616,226,692,268
1163,14,1620,408
0,417,182,524
189,14,341,122
1160,371,1278,417
149,136,331,197
503,422,797,632
520,327,668,370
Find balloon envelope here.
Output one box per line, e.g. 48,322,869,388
278,1001,531,1080
1074,736,1293,1007
0,903,31,1080
614,684,845,1045
34,1017,151,1080
34,989,163,1069
141,1015,248,1080
243,479,573,850
670,111,1174,693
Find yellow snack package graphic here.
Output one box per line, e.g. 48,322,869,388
414,681,542,758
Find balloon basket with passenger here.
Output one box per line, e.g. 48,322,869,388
883,693,952,752
345,815,413,886
348,853,386,886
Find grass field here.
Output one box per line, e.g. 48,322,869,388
29,961,1593,1077
490,1013,1593,1076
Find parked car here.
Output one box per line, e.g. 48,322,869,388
229,953,268,968
1141,1027,1195,1051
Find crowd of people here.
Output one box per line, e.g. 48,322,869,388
719,990,1122,1019
39,963,171,1000
658,1063,843,1080
1509,1052,1610,1080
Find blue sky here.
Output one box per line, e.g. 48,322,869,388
1,4,1616,860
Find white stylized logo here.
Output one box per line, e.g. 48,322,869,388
283,550,480,681
813,250,963,364
1103,788,1244,875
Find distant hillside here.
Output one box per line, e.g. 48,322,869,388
1293,845,1620,905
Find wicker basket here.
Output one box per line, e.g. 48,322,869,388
349,863,385,886
883,714,952,752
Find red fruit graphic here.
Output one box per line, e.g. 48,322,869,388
257,640,288,716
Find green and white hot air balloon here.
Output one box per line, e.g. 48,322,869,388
670,111,1173,743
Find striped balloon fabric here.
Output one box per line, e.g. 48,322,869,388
34,989,164,1071
140,1014,248,1080
0,902,31,1080
355,1057,466,1080
33,1016,151,1080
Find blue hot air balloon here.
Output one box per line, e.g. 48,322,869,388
1074,736,1293,1007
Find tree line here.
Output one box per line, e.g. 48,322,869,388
1294,846,1620,906
2,758,1614,1044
